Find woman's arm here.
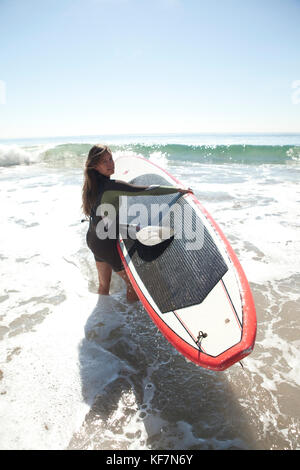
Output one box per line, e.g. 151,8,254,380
103,179,191,199
100,179,193,213
112,179,179,195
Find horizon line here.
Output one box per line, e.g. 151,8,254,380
1,130,300,141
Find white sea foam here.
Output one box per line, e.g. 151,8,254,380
0,144,44,167
149,151,168,168
0,293,90,450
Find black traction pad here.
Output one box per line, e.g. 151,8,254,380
120,174,228,313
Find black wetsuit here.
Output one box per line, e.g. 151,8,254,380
86,173,179,271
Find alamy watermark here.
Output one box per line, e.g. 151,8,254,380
0,80,6,104
94,199,205,251
291,80,300,104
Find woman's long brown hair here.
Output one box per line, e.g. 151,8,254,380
82,144,112,216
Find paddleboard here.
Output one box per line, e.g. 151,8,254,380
114,155,256,371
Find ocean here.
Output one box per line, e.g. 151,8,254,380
0,133,299,450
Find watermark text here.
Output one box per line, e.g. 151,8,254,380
94,200,204,251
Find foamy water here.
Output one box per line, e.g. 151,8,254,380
0,135,299,450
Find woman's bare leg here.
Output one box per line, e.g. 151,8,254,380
116,270,139,302
95,261,112,295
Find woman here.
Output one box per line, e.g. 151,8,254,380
82,144,192,301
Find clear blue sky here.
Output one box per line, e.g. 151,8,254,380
1,0,300,138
